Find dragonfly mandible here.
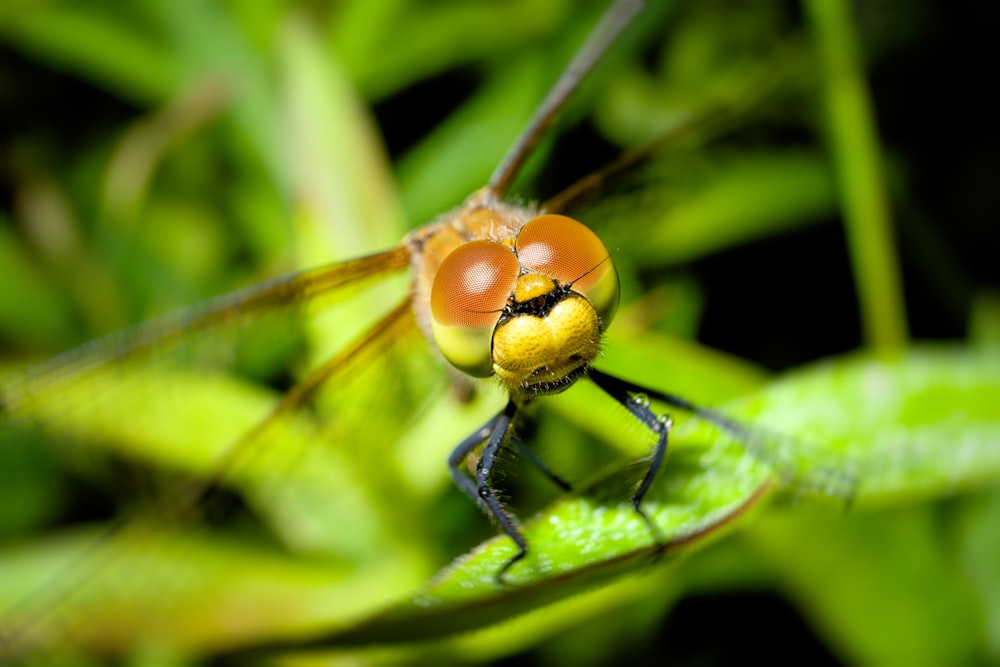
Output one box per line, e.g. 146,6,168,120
0,0,786,660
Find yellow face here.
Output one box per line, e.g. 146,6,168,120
429,214,619,397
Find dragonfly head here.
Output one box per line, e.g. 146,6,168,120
430,214,619,396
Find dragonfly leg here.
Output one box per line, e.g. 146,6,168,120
630,381,857,504
589,370,672,550
448,400,527,583
512,434,572,492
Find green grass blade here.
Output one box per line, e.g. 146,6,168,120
805,0,908,351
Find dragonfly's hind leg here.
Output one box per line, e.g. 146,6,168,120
626,380,858,505
512,433,572,492
448,399,527,583
589,370,673,551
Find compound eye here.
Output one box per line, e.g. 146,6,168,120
431,240,519,377
515,214,619,330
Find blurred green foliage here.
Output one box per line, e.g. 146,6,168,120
0,0,998,665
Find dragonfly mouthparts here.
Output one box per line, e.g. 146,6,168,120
515,361,591,397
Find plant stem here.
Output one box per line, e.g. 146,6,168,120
805,0,908,352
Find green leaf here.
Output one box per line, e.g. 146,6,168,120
322,452,771,647
1,344,995,659
283,345,1000,651
734,346,1000,505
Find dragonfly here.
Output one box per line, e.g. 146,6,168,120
0,0,813,661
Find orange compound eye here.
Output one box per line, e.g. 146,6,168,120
515,214,620,330
431,240,519,377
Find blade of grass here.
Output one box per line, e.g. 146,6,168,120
805,0,907,352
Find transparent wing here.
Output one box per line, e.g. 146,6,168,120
1,245,411,418
0,244,490,659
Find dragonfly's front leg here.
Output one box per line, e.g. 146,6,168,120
448,399,527,582
589,369,673,548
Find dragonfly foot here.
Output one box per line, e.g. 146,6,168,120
631,497,666,563
495,545,527,586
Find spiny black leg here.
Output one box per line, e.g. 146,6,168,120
589,370,673,548
512,438,572,492
629,385,752,444
592,367,765,462
508,411,571,492
624,378,857,504
447,399,527,583
448,411,501,503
